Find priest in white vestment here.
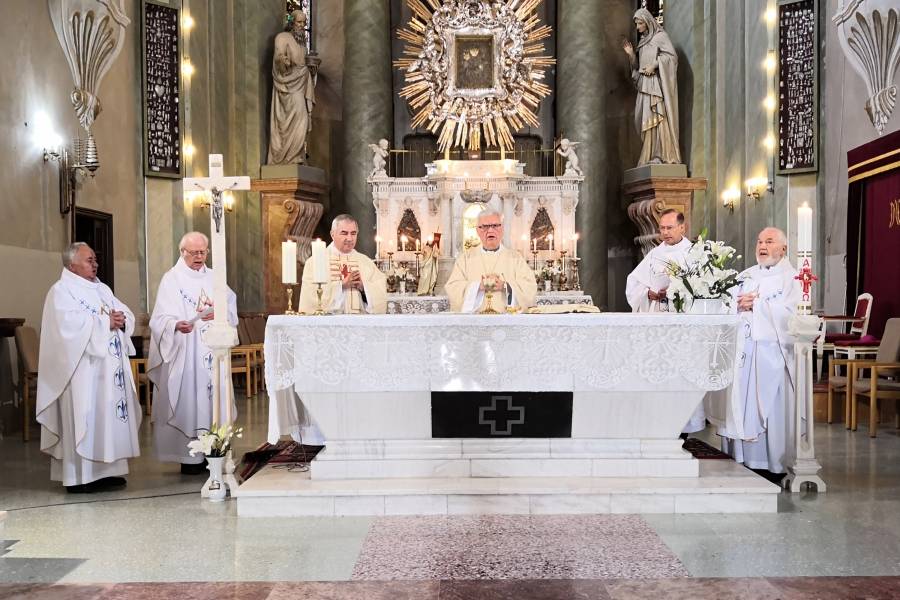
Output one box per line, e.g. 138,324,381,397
625,209,704,434
36,243,141,492
625,209,692,313
445,210,537,313
148,232,238,474
298,214,387,314
721,227,801,475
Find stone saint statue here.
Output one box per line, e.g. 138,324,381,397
622,9,681,166
267,10,316,165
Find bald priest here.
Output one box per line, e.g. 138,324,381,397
299,214,387,314
445,210,537,313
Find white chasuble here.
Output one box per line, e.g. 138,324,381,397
718,258,801,473
148,259,238,464
298,245,387,315
444,246,538,313
36,269,141,486
625,237,691,312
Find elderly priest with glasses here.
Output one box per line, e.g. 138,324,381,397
445,210,537,313
148,231,238,474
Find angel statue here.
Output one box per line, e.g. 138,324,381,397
557,138,583,176
368,139,390,177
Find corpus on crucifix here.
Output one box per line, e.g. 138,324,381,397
181,154,250,427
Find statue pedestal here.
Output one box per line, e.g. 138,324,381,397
623,165,707,256
253,166,329,314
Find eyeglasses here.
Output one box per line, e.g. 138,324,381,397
477,223,502,231
182,249,208,257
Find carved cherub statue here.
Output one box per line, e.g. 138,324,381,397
557,138,583,176
368,139,390,177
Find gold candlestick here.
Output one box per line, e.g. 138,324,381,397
284,286,297,315
313,282,326,315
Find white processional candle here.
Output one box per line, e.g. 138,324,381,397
797,203,812,253
281,240,297,284
311,239,329,283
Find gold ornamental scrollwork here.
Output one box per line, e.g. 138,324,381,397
395,0,555,152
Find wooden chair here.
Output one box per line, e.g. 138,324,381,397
230,315,259,398
849,318,900,437
130,313,152,414
14,326,39,442
246,314,267,390
817,293,873,379
826,357,852,427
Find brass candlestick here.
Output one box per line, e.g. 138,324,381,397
559,250,569,291
386,251,394,272
313,282,326,315
284,286,297,315
414,250,422,278
531,249,539,272
571,257,581,291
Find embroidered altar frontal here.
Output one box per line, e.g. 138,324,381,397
431,392,573,438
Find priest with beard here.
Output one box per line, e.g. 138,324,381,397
148,231,238,474
36,243,141,493
445,210,537,313
298,214,387,314
721,227,801,478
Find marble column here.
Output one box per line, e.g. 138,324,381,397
342,0,393,255
556,0,637,307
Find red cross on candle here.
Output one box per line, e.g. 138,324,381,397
795,265,818,295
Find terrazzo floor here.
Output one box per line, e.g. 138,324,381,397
2,391,900,596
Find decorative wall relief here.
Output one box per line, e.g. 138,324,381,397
141,0,182,178
49,0,130,133
778,0,818,174
833,1,900,135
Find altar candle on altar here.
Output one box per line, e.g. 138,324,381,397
532,238,537,252
400,234,409,252
572,232,579,259
416,238,421,252
375,236,382,258
311,239,328,283
797,203,812,253
547,233,554,251
281,240,297,284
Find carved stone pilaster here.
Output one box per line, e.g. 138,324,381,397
623,170,707,256
833,1,900,135
48,0,130,132
252,176,328,314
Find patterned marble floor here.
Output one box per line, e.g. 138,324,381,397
2,391,900,587
2,578,900,599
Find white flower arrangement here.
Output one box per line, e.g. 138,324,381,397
665,234,742,313
187,423,243,458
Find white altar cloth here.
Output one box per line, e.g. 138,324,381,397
265,313,741,445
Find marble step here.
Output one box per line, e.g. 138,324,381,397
235,461,780,517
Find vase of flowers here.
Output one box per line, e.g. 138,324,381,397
665,234,741,314
187,422,243,501
538,263,558,292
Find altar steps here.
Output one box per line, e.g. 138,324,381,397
234,460,780,516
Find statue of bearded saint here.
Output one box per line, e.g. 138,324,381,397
622,9,681,166
268,10,317,165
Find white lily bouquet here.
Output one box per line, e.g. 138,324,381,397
187,423,243,458
665,234,741,313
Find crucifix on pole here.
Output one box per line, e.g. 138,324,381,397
181,154,250,427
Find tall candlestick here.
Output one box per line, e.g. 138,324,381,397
281,240,297,284
797,203,812,253
311,239,328,283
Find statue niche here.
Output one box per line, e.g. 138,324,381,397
397,208,421,251
530,207,555,250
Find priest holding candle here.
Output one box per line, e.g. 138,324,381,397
298,214,387,314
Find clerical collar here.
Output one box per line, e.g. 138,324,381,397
176,258,208,279
327,243,354,257
480,245,503,254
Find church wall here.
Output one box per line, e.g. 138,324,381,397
820,0,900,312
0,0,144,325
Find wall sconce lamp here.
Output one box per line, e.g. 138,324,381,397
722,188,740,213
36,113,100,215
745,177,772,201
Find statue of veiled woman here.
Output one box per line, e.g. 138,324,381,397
622,9,681,166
